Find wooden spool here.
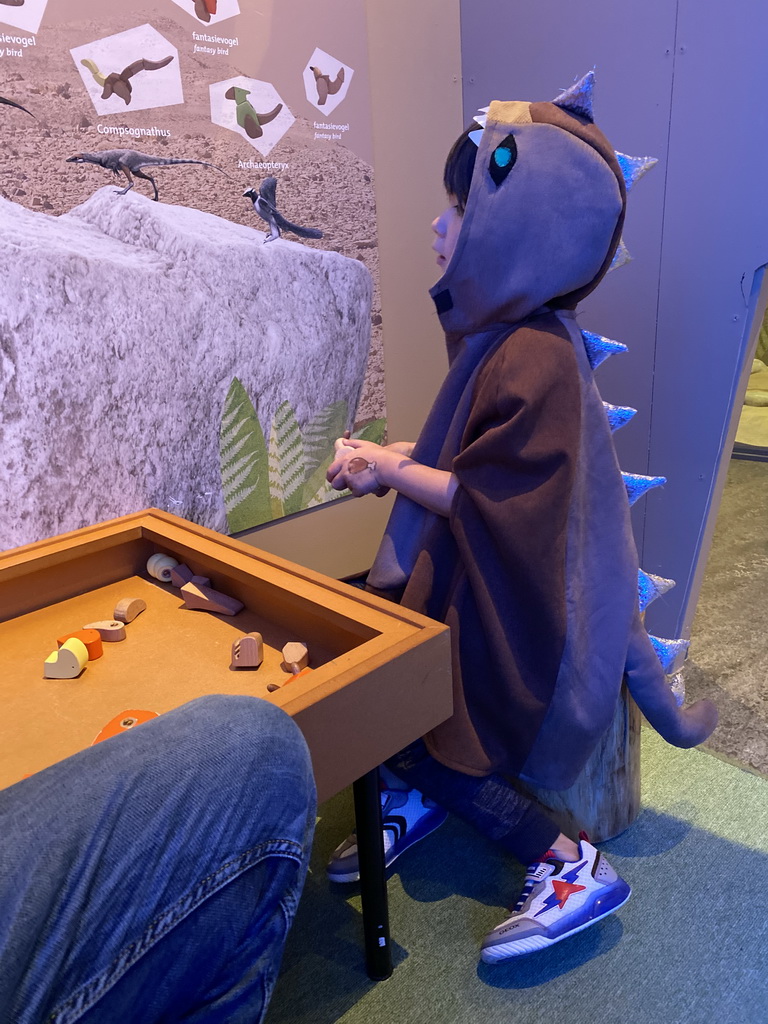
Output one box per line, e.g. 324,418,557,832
512,681,641,843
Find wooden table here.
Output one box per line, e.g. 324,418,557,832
0,509,453,979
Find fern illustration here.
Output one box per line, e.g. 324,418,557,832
268,401,306,518
219,378,271,532
219,376,388,531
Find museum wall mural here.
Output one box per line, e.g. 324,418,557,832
0,0,385,549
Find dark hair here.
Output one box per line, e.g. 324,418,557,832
443,128,478,214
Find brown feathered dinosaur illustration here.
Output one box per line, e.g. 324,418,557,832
80,56,174,106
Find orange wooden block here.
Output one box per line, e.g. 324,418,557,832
57,628,103,660
282,667,313,685
92,710,160,745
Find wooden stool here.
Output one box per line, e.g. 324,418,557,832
512,682,641,843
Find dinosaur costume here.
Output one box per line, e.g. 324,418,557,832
367,74,717,789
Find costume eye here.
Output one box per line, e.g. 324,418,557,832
488,134,518,186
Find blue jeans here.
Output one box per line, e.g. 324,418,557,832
384,739,560,866
0,695,316,1024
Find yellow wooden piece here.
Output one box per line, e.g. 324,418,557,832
44,637,88,679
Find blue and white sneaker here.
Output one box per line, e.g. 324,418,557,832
480,839,631,962
326,787,448,883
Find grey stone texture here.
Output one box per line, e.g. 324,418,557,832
0,187,372,548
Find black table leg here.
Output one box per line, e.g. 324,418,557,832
352,766,393,980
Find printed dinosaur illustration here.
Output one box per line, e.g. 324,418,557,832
224,86,282,140
0,95,34,117
66,149,231,201
243,177,323,243
80,55,174,106
193,0,217,22
309,65,345,106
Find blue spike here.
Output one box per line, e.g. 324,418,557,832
581,330,628,370
614,152,658,194
603,402,637,432
638,569,676,612
622,472,666,506
552,69,595,122
609,236,632,272
649,634,689,674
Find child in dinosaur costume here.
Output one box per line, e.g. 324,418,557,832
326,73,718,961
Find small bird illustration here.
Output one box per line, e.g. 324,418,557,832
243,177,323,243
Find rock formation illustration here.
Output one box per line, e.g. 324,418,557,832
0,189,373,548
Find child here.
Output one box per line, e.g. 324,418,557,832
326,75,717,962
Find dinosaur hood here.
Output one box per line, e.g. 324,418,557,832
430,99,626,344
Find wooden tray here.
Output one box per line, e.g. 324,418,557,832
0,509,452,801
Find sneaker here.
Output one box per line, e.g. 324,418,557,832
480,839,631,962
326,787,448,883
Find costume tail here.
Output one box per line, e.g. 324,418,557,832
273,212,323,239
625,612,717,747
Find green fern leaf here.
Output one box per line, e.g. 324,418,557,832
352,418,387,445
302,400,349,479
268,401,306,517
219,378,271,532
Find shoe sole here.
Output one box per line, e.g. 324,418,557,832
327,808,448,883
480,883,631,963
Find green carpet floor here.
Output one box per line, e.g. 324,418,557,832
265,730,768,1024
686,458,768,775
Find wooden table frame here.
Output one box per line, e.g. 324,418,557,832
0,509,453,979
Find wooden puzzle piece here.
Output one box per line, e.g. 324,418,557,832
230,632,263,669
44,637,88,679
114,597,147,623
92,709,159,745
83,620,127,642
282,641,309,673
180,581,243,616
57,628,103,660
147,553,179,582
169,563,195,587
190,575,212,587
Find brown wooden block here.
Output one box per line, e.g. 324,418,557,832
57,628,103,660
180,581,244,616
230,632,263,669
114,597,147,623
83,620,127,642
282,641,309,672
44,637,88,679
169,563,196,588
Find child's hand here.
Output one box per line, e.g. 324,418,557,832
327,438,391,497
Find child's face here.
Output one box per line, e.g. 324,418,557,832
432,196,463,272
